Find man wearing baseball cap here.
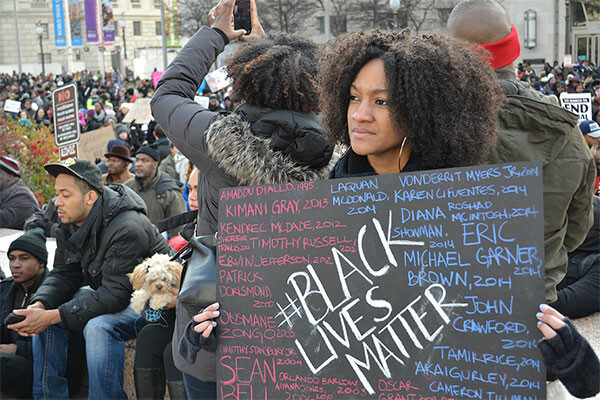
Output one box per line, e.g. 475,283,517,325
0,155,41,230
8,158,171,399
580,119,600,149
103,145,134,184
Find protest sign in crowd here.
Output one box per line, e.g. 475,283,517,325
0,0,599,399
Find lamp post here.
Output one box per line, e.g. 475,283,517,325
13,0,22,74
160,0,168,70
36,21,45,76
118,15,127,60
389,0,400,29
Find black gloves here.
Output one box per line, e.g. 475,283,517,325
539,319,600,398
178,319,217,365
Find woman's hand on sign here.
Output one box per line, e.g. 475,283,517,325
536,304,566,340
193,302,220,338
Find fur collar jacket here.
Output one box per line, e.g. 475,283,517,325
206,104,336,186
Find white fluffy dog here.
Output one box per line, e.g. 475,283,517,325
128,253,183,313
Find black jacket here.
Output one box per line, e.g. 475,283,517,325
329,148,423,179
0,269,48,361
31,184,170,329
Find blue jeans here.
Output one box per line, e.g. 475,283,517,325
33,289,145,399
182,372,217,400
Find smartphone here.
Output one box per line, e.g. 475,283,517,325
234,0,252,34
4,312,25,326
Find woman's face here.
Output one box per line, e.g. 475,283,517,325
37,108,45,118
347,58,404,160
187,168,199,211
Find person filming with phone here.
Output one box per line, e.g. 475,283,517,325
151,0,335,398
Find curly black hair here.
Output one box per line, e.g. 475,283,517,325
227,32,320,114
319,29,505,170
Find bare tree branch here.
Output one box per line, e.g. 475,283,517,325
314,0,354,36
407,0,436,34
178,0,213,37
257,0,320,33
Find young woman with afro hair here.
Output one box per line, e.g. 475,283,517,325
320,29,505,178
320,29,600,400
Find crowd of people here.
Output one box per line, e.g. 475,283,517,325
0,66,237,138
1,0,599,399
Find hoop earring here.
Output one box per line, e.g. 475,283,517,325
397,136,407,172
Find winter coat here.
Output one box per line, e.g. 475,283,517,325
151,27,335,236
123,171,186,237
151,26,335,382
30,184,170,329
490,69,596,303
0,269,48,361
0,179,40,230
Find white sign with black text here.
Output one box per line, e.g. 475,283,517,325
560,93,593,123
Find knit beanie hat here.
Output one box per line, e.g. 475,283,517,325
136,144,160,162
0,155,21,177
8,228,48,264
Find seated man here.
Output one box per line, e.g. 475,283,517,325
103,145,134,184
7,158,171,399
125,145,187,238
0,155,41,230
1,228,48,399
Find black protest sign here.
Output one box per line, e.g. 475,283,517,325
52,84,80,146
216,161,545,400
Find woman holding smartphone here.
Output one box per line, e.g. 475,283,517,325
151,0,335,398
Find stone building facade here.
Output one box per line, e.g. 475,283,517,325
0,0,171,76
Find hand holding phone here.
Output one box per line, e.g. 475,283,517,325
210,0,264,43
234,0,252,34
4,312,26,326
210,0,247,42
